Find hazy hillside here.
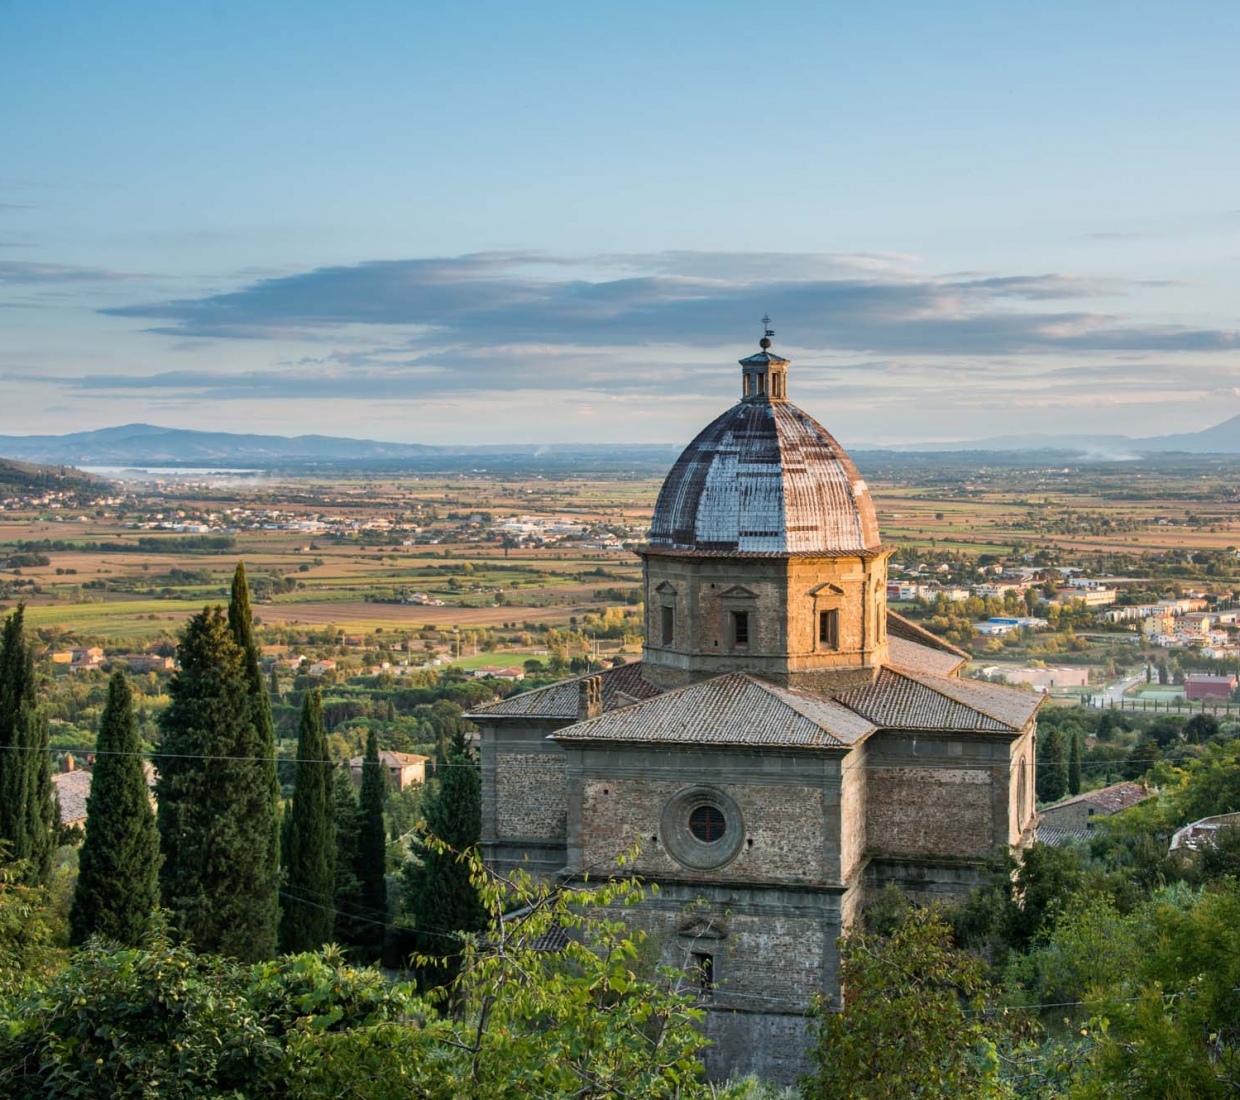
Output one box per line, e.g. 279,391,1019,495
0,424,681,471
0,456,105,492
0,424,439,465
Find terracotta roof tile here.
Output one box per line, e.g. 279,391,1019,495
52,769,92,826
837,666,1041,733
886,611,970,659
887,635,966,677
467,661,663,721
1045,781,1154,815
553,673,874,749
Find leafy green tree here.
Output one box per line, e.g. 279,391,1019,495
1038,725,1069,802
289,849,709,1100
0,605,55,883
1069,728,1082,796
0,858,712,1100
803,904,1005,1099
0,854,62,1001
70,672,160,946
1185,712,1220,745
280,689,336,953
156,606,278,960
399,728,485,982
229,563,281,924
1125,736,1162,780
353,728,388,957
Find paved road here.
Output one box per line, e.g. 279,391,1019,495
1085,672,1146,708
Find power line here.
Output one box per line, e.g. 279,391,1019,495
0,740,1189,775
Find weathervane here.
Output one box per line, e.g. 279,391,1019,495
760,314,774,350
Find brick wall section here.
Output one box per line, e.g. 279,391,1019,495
496,752,567,839
578,775,826,883
866,765,994,858
839,744,866,881
641,552,890,689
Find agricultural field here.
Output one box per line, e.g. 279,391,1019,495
6,452,1240,656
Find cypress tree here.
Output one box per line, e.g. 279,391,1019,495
279,689,335,953
70,672,160,945
330,765,364,947
354,727,388,956
0,607,34,856
24,707,55,885
0,605,55,882
1068,729,1082,796
228,563,281,917
401,727,485,983
156,606,278,959
1037,726,1069,803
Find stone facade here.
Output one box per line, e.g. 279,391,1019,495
641,551,890,691
471,334,1041,1083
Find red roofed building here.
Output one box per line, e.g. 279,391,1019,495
1184,673,1237,701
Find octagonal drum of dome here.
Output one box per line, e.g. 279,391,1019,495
648,390,881,556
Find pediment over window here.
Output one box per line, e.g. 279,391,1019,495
655,581,678,595
808,582,846,598
676,914,730,940
718,585,758,599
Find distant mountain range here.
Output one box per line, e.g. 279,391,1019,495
0,424,680,468
5,415,1240,467
855,413,1240,456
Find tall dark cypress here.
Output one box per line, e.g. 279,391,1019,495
70,672,160,946
1068,729,1082,796
0,606,33,857
156,606,278,959
401,727,484,983
0,605,54,881
1037,725,1069,803
354,727,388,957
331,765,364,947
279,689,335,953
23,706,55,885
228,563,281,915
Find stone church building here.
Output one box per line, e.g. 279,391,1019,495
470,332,1040,1081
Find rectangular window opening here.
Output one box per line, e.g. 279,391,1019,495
732,610,749,647
690,951,714,994
758,373,767,395
661,605,675,647
818,608,839,649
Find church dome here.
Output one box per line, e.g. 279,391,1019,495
648,333,881,556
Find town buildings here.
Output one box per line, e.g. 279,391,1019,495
348,749,430,792
470,333,1041,1082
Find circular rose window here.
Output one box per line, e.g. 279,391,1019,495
661,786,744,870
688,804,726,843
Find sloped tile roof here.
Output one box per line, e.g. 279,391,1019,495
53,769,92,826
1044,781,1154,815
1037,824,1091,847
553,673,875,749
837,666,1041,733
466,661,663,720
886,611,971,659
887,635,967,677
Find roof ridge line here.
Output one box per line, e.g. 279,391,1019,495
742,674,876,740
567,670,747,730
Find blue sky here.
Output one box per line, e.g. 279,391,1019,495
2,0,1239,445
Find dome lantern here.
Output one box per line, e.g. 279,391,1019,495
739,316,789,402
